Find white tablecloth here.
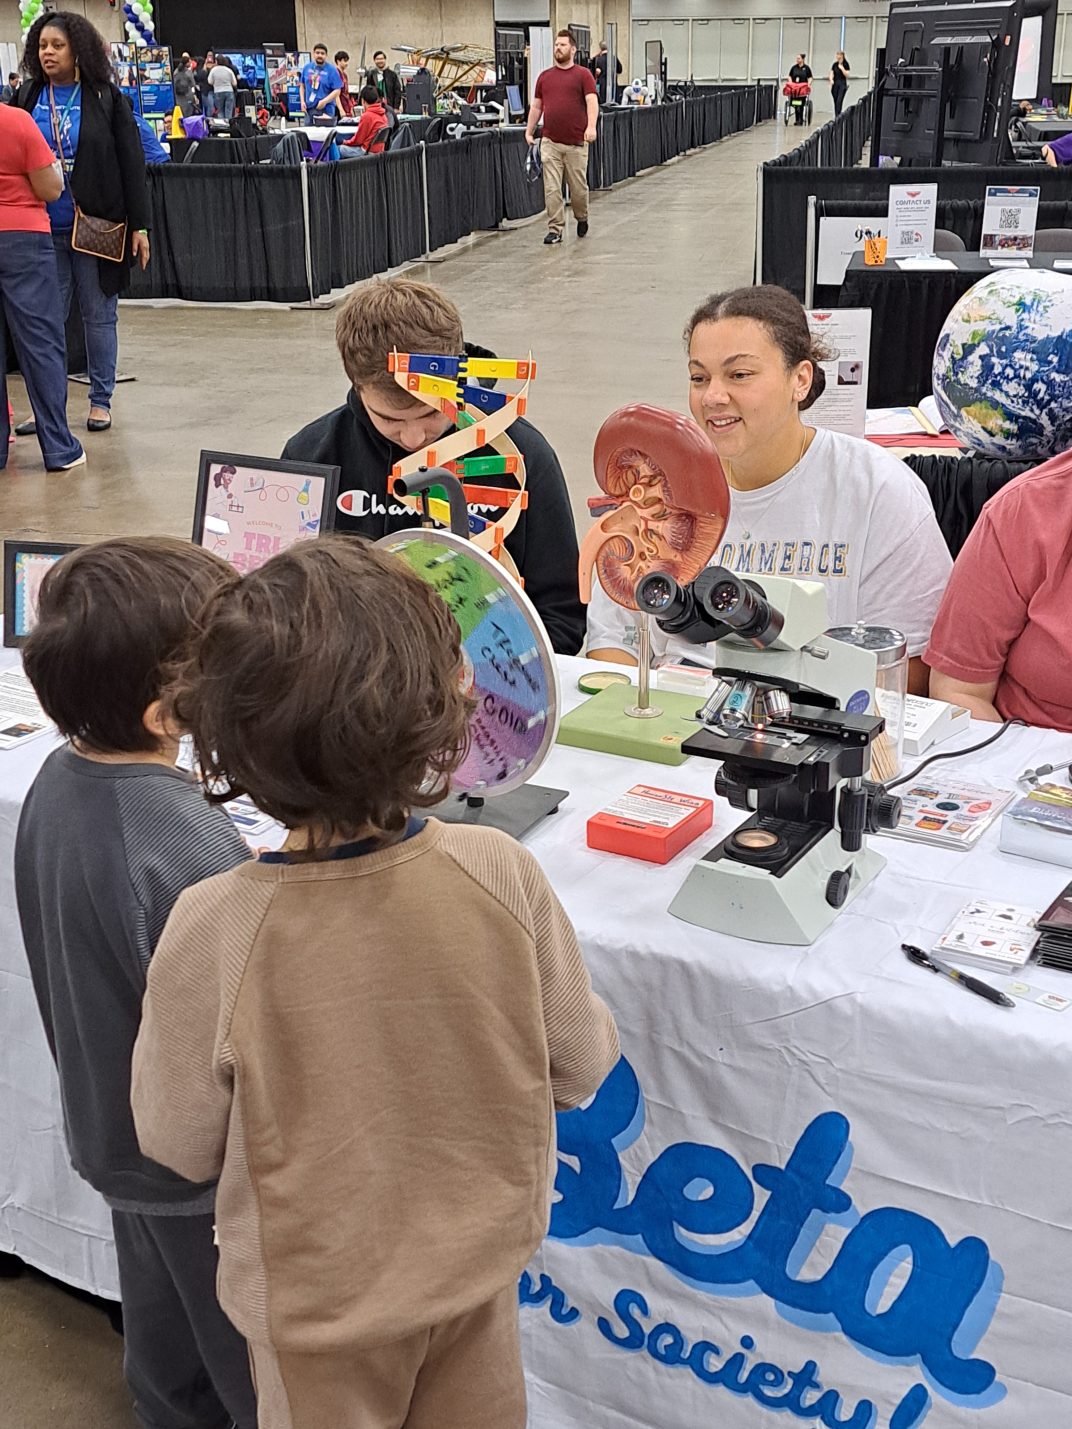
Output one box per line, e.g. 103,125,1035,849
2,651,1071,1426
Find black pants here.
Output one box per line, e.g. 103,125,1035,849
833,85,847,117
111,1210,257,1429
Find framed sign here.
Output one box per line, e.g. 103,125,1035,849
192,452,341,574
3,540,80,648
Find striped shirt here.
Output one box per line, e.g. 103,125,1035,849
15,746,249,1213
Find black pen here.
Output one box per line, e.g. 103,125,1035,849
901,945,1016,1009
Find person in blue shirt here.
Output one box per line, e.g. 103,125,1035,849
135,115,170,164
301,43,343,124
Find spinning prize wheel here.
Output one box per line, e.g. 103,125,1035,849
377,528,566,835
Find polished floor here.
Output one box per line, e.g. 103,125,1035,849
1,113,801,1427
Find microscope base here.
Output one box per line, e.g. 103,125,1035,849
669,833,886,946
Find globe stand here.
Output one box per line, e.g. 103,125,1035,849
431,784,569,840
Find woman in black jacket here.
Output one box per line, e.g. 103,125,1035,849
16,11,148,433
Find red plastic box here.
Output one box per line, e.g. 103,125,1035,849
586,785,714,865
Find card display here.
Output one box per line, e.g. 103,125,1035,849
933,898,1038,972
883,778,1013,848
192,452,340,575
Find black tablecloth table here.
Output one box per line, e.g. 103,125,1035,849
1020,117,1072,143
839,251,1069,407
169,135,281,164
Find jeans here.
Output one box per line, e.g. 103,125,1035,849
201,91,214,118
214,90,235,121
0,231,82,469
53,230,118,411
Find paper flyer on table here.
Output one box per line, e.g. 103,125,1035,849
805,309,871,437
816,216,887,286
886,183,938,258
980,185,1039,257
0,669,53,749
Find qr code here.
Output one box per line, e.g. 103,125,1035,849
899,230,917,246
999,207,1020,231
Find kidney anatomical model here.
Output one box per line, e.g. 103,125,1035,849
579,404,730,610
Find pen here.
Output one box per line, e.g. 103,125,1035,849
901,945,1016,1008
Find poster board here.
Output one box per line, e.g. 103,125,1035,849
136,45,175,119
192,452,340,574
816,217,887,287
804,309,871,438
265,43,288,109
285,52,312,116
109,42,142,117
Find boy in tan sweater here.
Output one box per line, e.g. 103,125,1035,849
131,535,619,1429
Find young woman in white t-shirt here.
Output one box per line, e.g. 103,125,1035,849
585,286,952,693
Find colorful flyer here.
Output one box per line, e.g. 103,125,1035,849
980,185,1040,257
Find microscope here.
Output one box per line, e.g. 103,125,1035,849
635,567,901,945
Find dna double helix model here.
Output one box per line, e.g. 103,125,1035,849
373,350,536,585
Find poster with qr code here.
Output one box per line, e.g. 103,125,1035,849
980,185,1039,257
885,183,937,258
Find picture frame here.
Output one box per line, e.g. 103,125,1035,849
3,540,81,648
192,452,342,574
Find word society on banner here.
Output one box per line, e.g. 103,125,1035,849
521,1056,1004,1428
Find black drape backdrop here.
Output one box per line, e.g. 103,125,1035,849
127,86,775,304
904,455,1034,557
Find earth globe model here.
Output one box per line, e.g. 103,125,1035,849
932,269,1072,459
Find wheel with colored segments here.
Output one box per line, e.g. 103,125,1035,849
376,529,559,797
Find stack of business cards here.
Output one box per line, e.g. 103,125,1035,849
934,899,1038,973
885,778,1013,848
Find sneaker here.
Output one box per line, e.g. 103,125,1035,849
47,449,86,472
577,220,589,238
543,231,562,245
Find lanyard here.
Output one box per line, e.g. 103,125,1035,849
47,82,81,169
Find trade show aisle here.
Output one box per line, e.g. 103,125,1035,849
0,116,798,548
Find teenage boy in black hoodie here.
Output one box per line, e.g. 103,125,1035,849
282,278,585,655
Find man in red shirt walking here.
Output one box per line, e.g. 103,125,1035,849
525,29,598,245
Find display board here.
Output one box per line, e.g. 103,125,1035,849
285,52,311,116
109,42,142,117
265,43,288,109
136,45,175,119
192,452,340,574
217,49,267,97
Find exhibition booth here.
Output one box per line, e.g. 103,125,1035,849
125,85,775,305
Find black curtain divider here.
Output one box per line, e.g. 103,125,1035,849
904,455,1034,557
125,85,774,303
169,136,280,165
498,129,545,222
762,161,1072,299
128,165,308,303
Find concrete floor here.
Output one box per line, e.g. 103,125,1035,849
0,114,801,1427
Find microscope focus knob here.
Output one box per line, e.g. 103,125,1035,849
869,791,902,832
826,868,852,908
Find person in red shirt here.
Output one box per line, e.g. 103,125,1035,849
334,51,356,118
341,85,390,157
0,103,85,470
525,29,598,246
926,447,1072,730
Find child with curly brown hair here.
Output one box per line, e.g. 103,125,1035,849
131,535,618,1429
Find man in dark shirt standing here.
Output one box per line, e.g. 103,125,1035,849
590,42,622,104
370,49,403,110
525,29,598,246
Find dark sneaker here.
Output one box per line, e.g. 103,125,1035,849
14,419,35,437
543,231,562,245
577,220,589,238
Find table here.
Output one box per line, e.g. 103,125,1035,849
840,251,1070,406
3,652,1072,1424
1021,116,1072,143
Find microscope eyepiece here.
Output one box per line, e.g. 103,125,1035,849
696,570,784,649
635,571,681,615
